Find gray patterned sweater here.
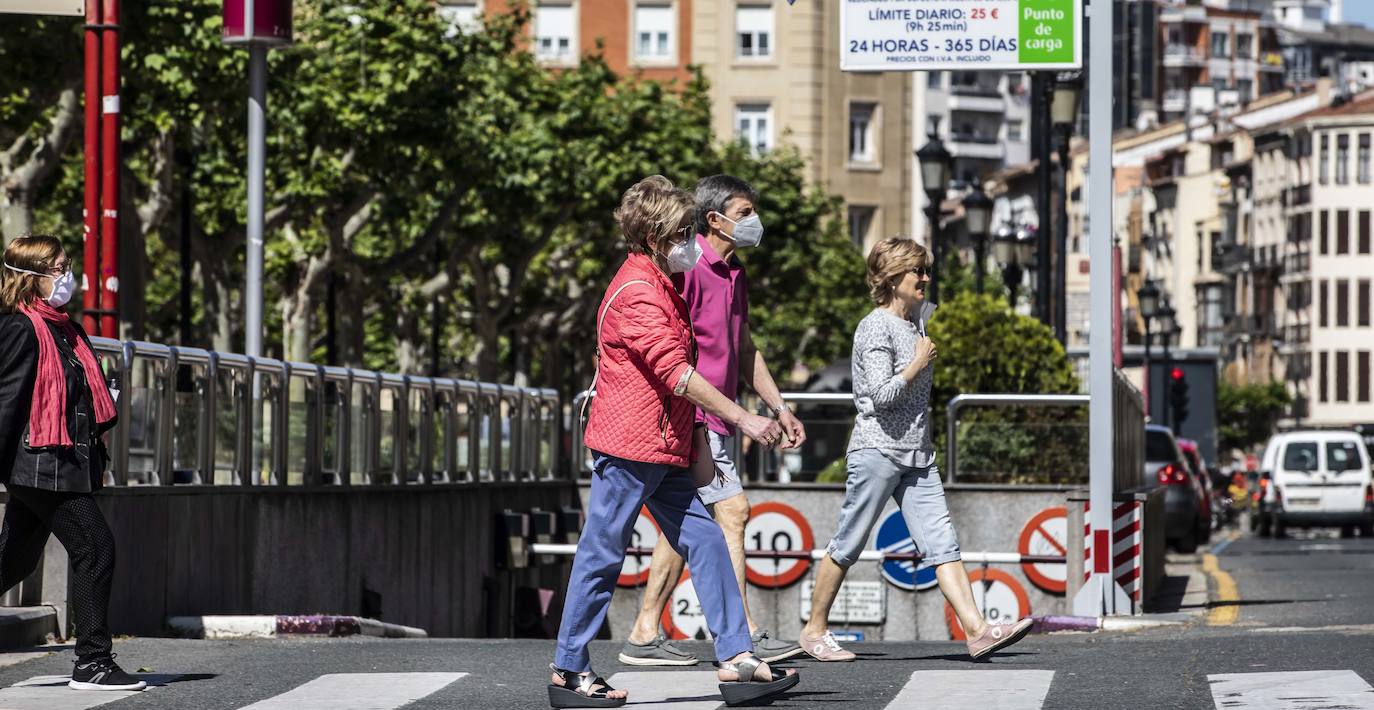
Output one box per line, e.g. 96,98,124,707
847,304,937,465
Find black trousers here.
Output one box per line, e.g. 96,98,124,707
0,486,115,661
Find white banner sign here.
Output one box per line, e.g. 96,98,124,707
800,580,886,624
841,0,1082,72
0,0,84,16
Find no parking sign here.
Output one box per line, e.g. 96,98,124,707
874,509,938,591
944,568,1031,640
617,506,659,588
1018,506,1069,594
744,502,814,588
659,571,711,641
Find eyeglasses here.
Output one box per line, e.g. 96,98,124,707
910,267,932,278
47,260,72,275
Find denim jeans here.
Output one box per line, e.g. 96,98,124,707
826,448,962,568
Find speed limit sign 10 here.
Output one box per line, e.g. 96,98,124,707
944,568,1031,641
743,501,814,588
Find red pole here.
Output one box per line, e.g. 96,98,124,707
82,0,101,334
98,0,120,338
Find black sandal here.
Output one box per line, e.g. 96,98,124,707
716,654,801,706
547,664,627,709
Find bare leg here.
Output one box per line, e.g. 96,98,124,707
800,555,847,638
936,560,989,639
627,533,686,645
710,495,756,633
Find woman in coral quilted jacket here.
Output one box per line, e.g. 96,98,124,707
547,176,800,709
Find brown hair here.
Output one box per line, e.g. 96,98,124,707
866,236,930,306
1,235,65,313
614,175,695,255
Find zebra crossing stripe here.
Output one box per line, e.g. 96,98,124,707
886,670,1055,710
236,672,467,710
0,674,179,710
1209,670,1374,709
605,671,722,710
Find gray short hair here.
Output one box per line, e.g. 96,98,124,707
693,174,759,238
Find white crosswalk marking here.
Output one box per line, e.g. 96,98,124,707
1209,670,1374,709
0,674,179,710
885,670,1055,710
236,672,467,710
605,671,722,710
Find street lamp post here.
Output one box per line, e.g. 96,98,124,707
917,137,953,303
1157,302,1177,430
1137,281,1160,417
993,224,1037,309
1051,76,1082,345
962,183,993,294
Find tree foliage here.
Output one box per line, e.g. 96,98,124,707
1217,379,1291,454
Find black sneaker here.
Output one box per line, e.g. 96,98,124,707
69,655,148,691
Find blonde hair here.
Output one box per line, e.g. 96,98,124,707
614,175,695,255
866,236,930,306
1,235,65,313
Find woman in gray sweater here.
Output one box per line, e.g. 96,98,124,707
799,236,1032,662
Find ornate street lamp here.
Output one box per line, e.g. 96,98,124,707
962,183,993,293
1137,280,1161,417
1050,75,1083,345
917,137,953,302
994,224,1036,308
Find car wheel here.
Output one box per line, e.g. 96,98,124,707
1361,519,1374,538
1176,524,1199,553
1341,525,1356,539
1274,520,1288,539
1258,513,1272,538
1200,516,1213,544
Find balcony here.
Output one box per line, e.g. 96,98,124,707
947,132,1004,160
949,82,1001,99
1163,44,1205,67
1159,5,1207,24
1162,90,1188,113
1260,51,1285,73
1283,184,1311,208
947,93,1005,113
1283,324,1311,348
1283,251,1311,274
1214,242,1251,274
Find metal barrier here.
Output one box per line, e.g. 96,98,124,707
87,337,564,486
945,394,1090,484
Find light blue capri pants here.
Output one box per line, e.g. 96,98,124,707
826,448,962,568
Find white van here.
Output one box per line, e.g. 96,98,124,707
1256,430,1374,537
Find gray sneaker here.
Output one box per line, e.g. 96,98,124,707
617,634,700,666
751,628,804,663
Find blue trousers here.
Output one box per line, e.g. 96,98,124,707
554,453,752,673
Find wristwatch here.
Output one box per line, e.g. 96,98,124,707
770,402,788,415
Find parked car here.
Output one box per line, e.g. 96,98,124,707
1256,430,1374,538
1144,425,1210,552
1177,439,1216,539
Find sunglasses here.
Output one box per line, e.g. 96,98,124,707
910,267,932,278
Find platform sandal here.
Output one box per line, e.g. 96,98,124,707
547,664,627,709
715,654,801,707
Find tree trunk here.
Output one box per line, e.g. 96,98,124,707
0,190,33,244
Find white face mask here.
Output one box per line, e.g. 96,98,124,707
3,262,75,308
713,211,764,248
661,237,703,273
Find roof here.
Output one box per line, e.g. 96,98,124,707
1285,90,1374,126
1280,22,1374,51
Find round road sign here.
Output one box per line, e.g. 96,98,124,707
874,509,938,591
945,567,1031,640
1017,506,1069,594
744,501,814,588
617,505,659,588
659,571,712,641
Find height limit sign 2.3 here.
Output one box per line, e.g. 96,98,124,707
841,0,1081,72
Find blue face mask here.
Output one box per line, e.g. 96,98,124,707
713,212,764,248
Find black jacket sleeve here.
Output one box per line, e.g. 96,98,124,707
0,315,38,473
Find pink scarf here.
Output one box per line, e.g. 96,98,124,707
18,301,117,447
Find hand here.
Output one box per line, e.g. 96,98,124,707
739,412,784,448
913,335,937,371
778,408,807,449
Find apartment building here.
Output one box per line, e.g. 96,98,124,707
1158,1,1285,122
692,0,912,252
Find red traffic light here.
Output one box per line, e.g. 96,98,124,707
1170,367,1185,381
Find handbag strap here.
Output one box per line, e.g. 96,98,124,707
581,280,652,424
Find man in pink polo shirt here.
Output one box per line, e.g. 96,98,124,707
618,175,809,666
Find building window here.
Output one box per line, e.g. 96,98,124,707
849,103,877,164
1360,211,1371,254
735,103,771,155
1359,279,1371,327
736,5,773,59
1359,351,1371,403
1320,133,1329,184
1337,279,1350,327
1319,351,1329,403
1008,120,1024,142
1236,32,1253,59
1359,134,1371,184
438,0,482,36
534,4,575,61
1336,351,1350,402
1211,31,1229,58
1320,210,1329,254
848,206,876,247
1320,279,1329,327
928,71,943,88
633,3,674,60
1337,209,1350,254
1006,72,1024,94
1237,79,1253,104
1337,134,1350,184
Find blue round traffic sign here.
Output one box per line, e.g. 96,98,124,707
874,509,938,591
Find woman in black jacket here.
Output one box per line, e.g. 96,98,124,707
0,235,144,692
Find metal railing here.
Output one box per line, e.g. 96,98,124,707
88,337,562,486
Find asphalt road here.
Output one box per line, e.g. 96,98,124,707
0,525,1370,710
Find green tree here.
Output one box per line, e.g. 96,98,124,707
1218,379,1291,454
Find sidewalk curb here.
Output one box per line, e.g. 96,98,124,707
1031,614,1186,634
167,615,427,640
